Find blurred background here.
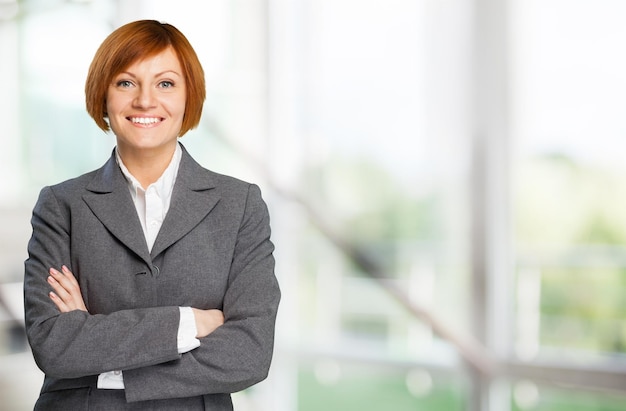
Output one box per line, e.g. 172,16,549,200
1,0,626,410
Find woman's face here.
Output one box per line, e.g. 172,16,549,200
106,47,187,156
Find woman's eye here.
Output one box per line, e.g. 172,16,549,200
116,80,133,88
159,81,174,88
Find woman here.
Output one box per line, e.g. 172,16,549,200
24,20,280,410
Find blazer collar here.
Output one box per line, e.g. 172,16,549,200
151,145,220,258
83,144,221,264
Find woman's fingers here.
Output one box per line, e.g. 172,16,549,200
48,271,71,301
192,308,225,338
47,266,88,312
48,290,69,312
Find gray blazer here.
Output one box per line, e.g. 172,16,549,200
24,144,280,410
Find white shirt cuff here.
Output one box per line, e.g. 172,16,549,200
178,306,201,353
97,370,124,389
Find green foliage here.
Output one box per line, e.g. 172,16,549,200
516,153,626,245
516,153,626,353
511,384,626,411
298,368,464,411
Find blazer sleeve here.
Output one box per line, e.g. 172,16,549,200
122,184,281,403
24,186,183,378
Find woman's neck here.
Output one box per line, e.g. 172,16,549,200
117,144,177,189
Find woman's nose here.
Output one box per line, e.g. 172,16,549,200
133,86,157,108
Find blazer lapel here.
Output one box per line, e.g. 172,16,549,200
150,146,220,258
82,152,152,266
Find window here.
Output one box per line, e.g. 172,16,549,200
2,1,626,410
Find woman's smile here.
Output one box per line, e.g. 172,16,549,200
128,116,165,126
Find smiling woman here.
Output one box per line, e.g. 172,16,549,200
23,20,280,411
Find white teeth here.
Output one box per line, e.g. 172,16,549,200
130,117,160,124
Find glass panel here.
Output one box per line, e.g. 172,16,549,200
511,0,626,360
288,0,472,357
268,1,477,409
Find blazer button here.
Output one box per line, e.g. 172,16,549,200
152,265,160,277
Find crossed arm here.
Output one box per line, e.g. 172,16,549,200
27,182,280,401
47,265,224,339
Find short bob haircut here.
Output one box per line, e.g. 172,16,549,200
85,20,205,137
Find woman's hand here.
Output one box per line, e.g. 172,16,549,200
192,308,224,338
48,265,88,313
